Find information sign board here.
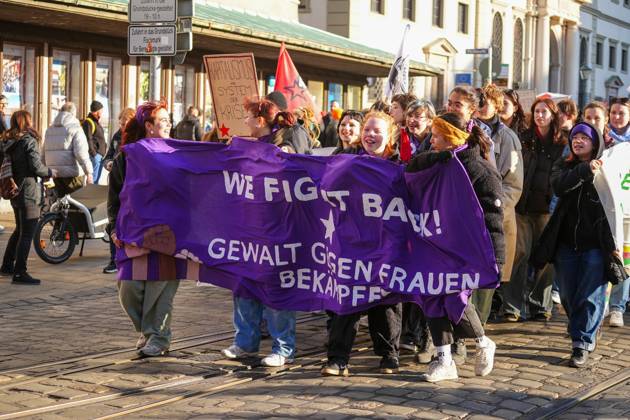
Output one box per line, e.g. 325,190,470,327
129,0,177,23
128,25,177,56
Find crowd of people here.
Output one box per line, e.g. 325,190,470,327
0,85,628,381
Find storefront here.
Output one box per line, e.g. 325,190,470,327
0,0,440,137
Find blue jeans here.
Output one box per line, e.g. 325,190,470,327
609,277,630,314
91,153,103,184
232,296,296,358
554,246,607,351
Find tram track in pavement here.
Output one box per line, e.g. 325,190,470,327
0,314,371,420
0,313,325,392
525,367,630,419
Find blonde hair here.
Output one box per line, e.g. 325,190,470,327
361,111,397,158
481,84,505,113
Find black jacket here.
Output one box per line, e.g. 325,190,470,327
0,133,52,211
273,124,313,154
319,114,339,148
0,113,8,134
406,146,505,266
531,125,616,269
174,115,202,141
82,113,107,157
515,128,566,215
107,151,126,233
104,129,122,166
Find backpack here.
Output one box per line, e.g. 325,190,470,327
0,151,19,199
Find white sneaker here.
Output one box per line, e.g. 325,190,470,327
221,344,257,359
475,338,496,376
551,290,561,304
261,353,294,367
420,358,458,382
610,311,624,328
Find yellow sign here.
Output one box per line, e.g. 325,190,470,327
203,53,259,139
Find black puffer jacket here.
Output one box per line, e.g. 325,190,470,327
516,128,566,215
0,132,52,215
107,151,126,233
406,146,505,266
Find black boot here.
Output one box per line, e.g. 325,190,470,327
12,272,41,285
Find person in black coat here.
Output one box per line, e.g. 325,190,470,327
322,111,403,377
501,97,567,322
406,112,504,382
0,111,54,285
531,122,621,368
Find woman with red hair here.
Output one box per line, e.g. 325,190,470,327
107,101,182,357
502,98,567,322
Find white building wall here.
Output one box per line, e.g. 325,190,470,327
580,0,630,101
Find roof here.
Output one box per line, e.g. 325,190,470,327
192,2,441,76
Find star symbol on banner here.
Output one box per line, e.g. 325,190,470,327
320,210,336,244
283,78,307,101
219,123,230,137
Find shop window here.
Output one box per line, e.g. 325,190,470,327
203,75,214,133
138,60,150,104
327,83,343,110
172,65,195,125
95,55,122,141
307,80,324,113
346,85,362,111
403,0,415,21
266,75,276,95
51,49,82,122
2,43,36,123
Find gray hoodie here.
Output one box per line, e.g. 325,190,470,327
43,111,93,178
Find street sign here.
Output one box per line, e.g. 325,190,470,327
128,25,177,56
466,48,489,55
128,0,177,23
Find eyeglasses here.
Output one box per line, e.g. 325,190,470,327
0,102,8,106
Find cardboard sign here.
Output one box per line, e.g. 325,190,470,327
204,53,259,139
516,89,537,113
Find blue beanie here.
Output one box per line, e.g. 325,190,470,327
569,122,597,144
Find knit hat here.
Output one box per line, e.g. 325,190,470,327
569,122,597,144
90,100,104,113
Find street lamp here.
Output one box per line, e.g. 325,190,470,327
579,65,592,80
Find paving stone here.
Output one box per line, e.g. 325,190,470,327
47,388,89,400
512,378,544,388
347,400,383,410
339,390,373,400
409,412,449,420
10,383,61,395
499,399,537,413
430,393,465,405
378,403,417,416
491,409,522,419
439,403,470,418
334,407,375,417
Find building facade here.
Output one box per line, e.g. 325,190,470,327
0,0,439,140
579,0,630,106
299,0,627,108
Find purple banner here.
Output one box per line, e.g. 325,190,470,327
116,138,498,318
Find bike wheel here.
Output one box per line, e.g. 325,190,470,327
33,213,77,264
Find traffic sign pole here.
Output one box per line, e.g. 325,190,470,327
150,56,161,102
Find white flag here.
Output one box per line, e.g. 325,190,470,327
384,24,411,100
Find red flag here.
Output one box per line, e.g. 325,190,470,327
274,43,321,120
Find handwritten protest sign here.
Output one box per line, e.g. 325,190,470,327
203,53,259,139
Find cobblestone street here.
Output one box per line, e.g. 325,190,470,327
1,215,629,419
